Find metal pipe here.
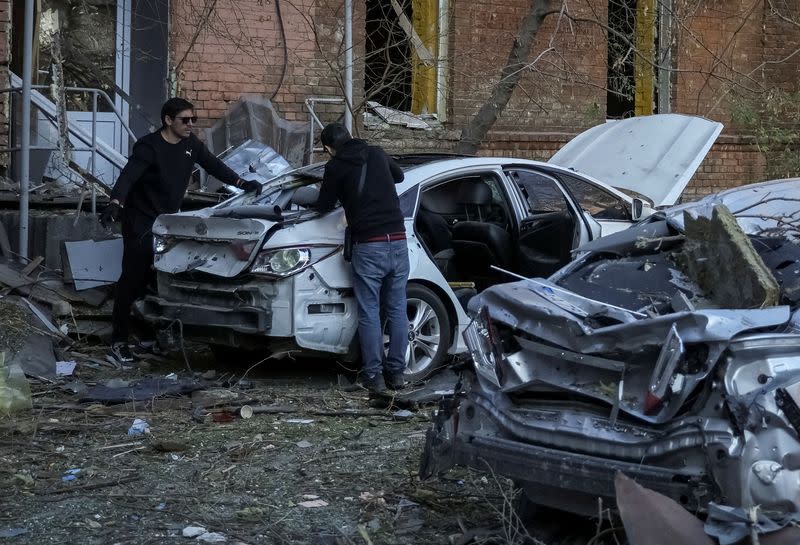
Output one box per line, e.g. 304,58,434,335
344,0,353,132
657,0,673,113
19,0,35,261
91,91,98,214
437,0,449,121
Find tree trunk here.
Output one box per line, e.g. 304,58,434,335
455,0,552,155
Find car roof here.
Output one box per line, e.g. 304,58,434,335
284,155,635,204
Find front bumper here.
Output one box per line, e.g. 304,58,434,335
421,390,714,515
139,295,271,334
138,268,357,354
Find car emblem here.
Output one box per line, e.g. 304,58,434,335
195,222,208,235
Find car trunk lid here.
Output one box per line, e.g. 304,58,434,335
548,114,723,206
152,213,276,277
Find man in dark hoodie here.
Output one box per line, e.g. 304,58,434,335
98,97,261,364
314,123,409,394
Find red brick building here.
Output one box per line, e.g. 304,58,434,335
4,0,799,197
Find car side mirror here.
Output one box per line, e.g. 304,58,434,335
631,198,644,221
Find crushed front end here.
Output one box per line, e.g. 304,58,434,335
422,209,800,517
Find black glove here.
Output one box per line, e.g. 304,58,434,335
99,201,121,228
238,178,262,194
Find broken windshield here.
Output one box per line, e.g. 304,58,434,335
215,170,323,213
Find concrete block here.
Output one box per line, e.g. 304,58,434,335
676,204,779,309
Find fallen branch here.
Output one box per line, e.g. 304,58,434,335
38,475,140,495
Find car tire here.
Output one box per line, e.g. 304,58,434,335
393,283,451,383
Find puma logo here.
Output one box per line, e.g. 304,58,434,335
185,149,192,157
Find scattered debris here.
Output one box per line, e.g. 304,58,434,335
81,376,204,404
182,526,208,538
365,101,435,130
0,528,28,538
298,499,328,508
61,238,123,290
55,360,76,376
127,418,150,437
285,418,314,424
196,532,227,543
615,472,714,545
0,352,32,414
62,468,82,482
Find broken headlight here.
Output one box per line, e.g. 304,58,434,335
250,246,337,277
644,324,685,415
463,306,503,387
153,235,176,254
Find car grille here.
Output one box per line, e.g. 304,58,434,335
157,271,273,308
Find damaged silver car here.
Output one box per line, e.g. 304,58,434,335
137,114,721,381
421,178,800,519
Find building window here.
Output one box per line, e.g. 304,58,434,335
38,0,119,112
607,0,660,118
365,0,444,116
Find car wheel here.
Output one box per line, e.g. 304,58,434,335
385,283,451,382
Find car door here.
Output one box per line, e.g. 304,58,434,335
505,168,595,278
556,172,637,236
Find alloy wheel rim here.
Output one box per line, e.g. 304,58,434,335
383,297,441,375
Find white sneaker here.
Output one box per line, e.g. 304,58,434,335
108,342,135,364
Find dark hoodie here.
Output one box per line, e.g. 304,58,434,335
314,139,405,241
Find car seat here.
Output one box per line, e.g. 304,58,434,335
416,194,457,278
451,180,514,287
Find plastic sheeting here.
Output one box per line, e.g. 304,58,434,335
202,97,309,192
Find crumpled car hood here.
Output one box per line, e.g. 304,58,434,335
549,114,723,206
469,278,790,423
470,278,790,354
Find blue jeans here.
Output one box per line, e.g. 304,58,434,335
351,239,410,378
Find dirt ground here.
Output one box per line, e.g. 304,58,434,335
0,341,612,545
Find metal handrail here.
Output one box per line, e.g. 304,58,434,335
1,83,136,140
304,96,345,163
0,79,136,212
1,80,137,211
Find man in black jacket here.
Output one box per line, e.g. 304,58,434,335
99,97,260,364
314,123,409,393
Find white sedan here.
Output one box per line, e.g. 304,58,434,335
139,114,721,381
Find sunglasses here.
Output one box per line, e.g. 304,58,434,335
174,115,198,124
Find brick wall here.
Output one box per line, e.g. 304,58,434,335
672,0,765,124
763,0,800,91
450,0,608,133
171,0,350,125
174,0,800,192
0,0,9,168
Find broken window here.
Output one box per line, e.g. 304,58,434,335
607,0,661,118
607,0,636,118
365,0,444,116
38,0,118,112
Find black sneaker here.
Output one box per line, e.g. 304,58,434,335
360,373,387,395
108,342,135,365
385,373,407,391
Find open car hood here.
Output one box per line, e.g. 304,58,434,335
548,114,723,206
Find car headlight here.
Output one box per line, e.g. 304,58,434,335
250,246,337,277
153,235,175,254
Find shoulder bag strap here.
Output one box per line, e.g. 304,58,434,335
355,148,368,198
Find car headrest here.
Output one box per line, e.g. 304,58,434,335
456,180,491,206
420,192,437,212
